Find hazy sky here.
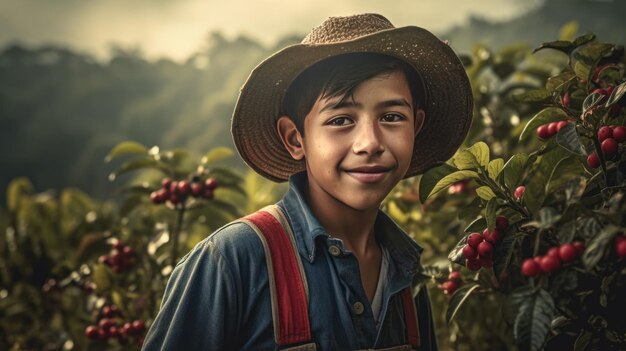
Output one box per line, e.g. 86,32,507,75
0,0,542,62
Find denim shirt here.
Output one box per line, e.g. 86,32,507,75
143,172,438,350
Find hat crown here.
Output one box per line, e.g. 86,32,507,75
302,14,395,45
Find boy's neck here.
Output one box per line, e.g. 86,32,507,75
304,179,380,258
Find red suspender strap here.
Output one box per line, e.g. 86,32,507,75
402,287,421,348
242,205,312,347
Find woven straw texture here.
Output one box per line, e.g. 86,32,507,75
231,14,473,182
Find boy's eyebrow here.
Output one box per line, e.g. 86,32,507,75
320,98,412,113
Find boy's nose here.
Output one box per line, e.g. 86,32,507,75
352,122,385,155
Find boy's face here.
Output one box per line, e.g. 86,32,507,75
283,70,424,212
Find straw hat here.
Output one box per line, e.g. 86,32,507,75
231,13,473,182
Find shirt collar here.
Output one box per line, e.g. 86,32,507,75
277,171,423,275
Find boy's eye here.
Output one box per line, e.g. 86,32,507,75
328,117,353,126
381,113,405,122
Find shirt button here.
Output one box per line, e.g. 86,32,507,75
328,245,341,256
352,301,364,315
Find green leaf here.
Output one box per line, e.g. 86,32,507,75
93,264,112,292
7,177,34,212
485,198,497,232
520,108,568,141
513,289,555,351
573,330,592,351
582,225,620,269
582,91,606,111
524,147,570,213
418,163,457,203
512,89,552,104
546,71,576,93
538,207,561,229
201,147,234,165
487,158,504,181
468,142,490,168
464,217,486,234
453,150,479,170
533,40,574,54
573,60,591,81
573,42,613,65
448,236,469,265
557,220,577,244
105,141,149,162
493,234,518,282
108,158,161,181
502,154,530,190
428,171,479,199
445,283,480,325
606,81,626,106
546,155,584,195
555,123,585,156
476,186,496,201
572,33,595,47
577,217,603,241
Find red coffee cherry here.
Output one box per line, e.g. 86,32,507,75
536,124,551,140
132,320,146,334
540,256,560,273
462,244,478,260
85,325,100,340
441,280,460,295
598,126,613,143
191,182,204,197
479,255,493,268
466,258,481,271
514,186,525,201
547,247,560,260
587,152,600,168
562,92,570,107
616,236,626,258
547,122,559,136
559,244,577,262
482,228,501,244
204,178,219,190
202,188,214,200
467,233,483,249
556,121,568,132
161,178,172,189
477,241,494,257
612,126,626,143
496,216,508,230
177,181,191,196
448,271,461,280
573,241,585,255
601,138,618,157
521,258,541,277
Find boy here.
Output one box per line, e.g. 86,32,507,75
143,13,472,350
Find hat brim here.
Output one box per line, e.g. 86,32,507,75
232,26,473,182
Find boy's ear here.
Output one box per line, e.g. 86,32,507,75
414,109,426,137
276,116,305,161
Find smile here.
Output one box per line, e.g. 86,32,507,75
344,165,393,183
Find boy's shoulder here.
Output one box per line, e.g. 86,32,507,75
177,218,266,270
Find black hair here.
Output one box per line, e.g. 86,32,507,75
281,52,424,136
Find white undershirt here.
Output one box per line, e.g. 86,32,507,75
371,245,389,325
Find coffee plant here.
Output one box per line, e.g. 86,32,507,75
386,32,626,350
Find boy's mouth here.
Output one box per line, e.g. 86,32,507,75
343,165,393,183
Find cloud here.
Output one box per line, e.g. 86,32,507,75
0,0,540,61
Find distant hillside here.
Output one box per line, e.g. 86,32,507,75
442,0,626,54
1,0,625,200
